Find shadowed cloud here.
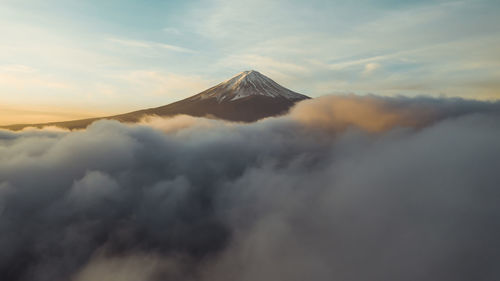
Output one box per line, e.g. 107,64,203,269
0,95,500,281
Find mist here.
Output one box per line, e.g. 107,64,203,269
1,95,500,281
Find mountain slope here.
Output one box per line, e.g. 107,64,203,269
2,70,310,130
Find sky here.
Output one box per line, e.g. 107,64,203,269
0,0,499,124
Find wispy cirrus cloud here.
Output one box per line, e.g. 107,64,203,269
108,38,196,54
115,70,213,98
163,27,181,35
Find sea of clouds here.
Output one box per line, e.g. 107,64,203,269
1,95,500,281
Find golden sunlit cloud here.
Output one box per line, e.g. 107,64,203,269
289,95,435,132
139,115,220,133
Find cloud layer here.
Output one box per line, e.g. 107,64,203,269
1,95,500,281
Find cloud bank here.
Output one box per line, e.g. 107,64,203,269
1,95,500,281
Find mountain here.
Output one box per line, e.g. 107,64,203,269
192,70,309,102
2,70,310,130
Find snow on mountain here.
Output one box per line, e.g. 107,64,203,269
191,70,309,103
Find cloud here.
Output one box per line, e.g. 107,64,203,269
205,113,500,281
117,70,213,99
139,115,220,134
108,38,195,54
363,62,381,75
187,0,500,98
217,54,310,83
0,95,500,281
289,94,500,132
0,64,70,90
73,253,191,281
163,27,181,35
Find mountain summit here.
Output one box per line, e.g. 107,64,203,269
3,71,310,130
191,70,309,102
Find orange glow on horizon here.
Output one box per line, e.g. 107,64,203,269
0,105,111,126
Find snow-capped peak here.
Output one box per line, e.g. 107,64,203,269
192,70,309,103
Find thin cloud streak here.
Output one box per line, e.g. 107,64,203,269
108,38,196,54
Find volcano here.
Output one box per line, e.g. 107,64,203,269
3,70,310,130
